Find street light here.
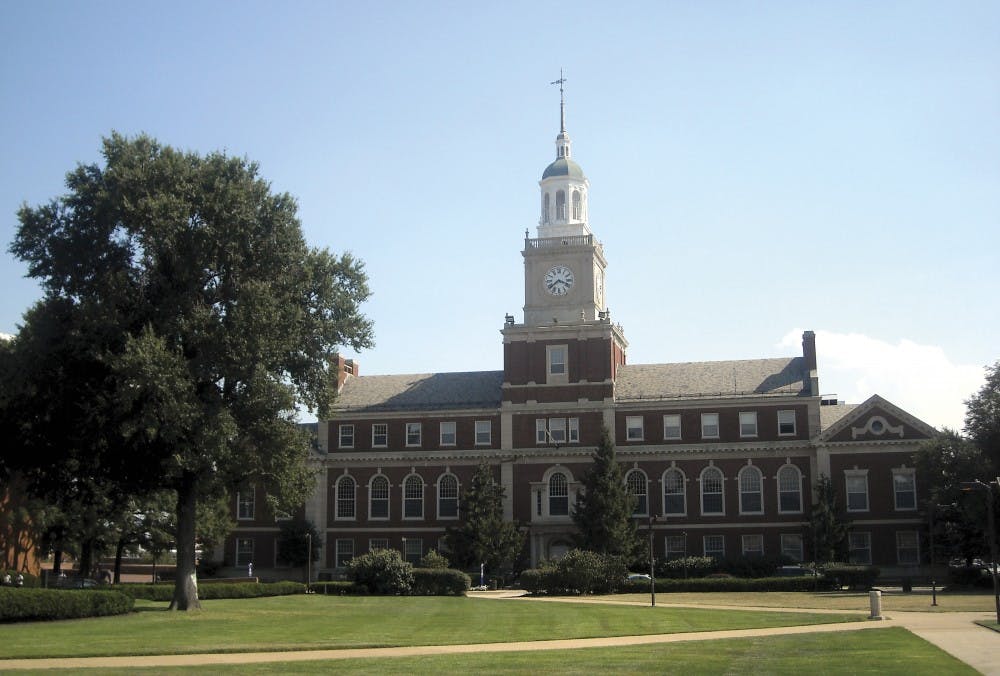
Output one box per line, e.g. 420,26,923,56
647,514,657,607
961,479,1000,625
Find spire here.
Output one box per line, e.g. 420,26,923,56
550,69,571,159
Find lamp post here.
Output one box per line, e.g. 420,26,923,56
961,479,1000,625
928,505,937,607
648,514,656,607
306,532,312,591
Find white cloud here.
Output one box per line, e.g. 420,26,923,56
0,333,12,342
779,329,985,432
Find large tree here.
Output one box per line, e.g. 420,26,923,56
571,427,641,560
9,133,373,609
806,475,849,564
965,361,1000,470
444,462,523,582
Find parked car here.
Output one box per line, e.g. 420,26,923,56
627,573,652,583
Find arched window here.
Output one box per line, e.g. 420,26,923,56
549,472,568,516
777,465,803,513
542,193,550,224
700,467,724,515
336,475,356,519
404,474,424,519
369,475,389,519
739,465,763,514
438,473,459,519
572,190,581,220
626,469,648,516
556,190,566,220
663,468,686,515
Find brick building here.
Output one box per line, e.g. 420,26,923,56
224,97,935,580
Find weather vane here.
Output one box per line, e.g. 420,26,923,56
550,69,567,133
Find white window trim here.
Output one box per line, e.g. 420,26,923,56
405,422,422,448
626,469,649,517
568,417,580,443
626,415,644,442
776,464,804,514
339,424,354,449
701,413,720,440
368,474,390,521
440,421,457,447
475,420,491,445
663,414,682,440
335,475,357,521
371,423,388,448
739,411,758,438
849,531,872,565
703,534,725,559
437,473,460,520
741,534,764,557
237,487,255,521
738,465,764,515
845,469,870,513
402,473,425,521
540,467,575,520
778,409,797,436
892,468,917,511
546,344,568,384
662,467,688,517
699,466,725,516
548,417,568,444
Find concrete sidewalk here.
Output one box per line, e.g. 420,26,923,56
0,595,996,673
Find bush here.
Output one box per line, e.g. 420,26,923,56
121,581,304,601
348,549,414,595
821,564,880,590
522,550,627,595
947,566,994,589
0,588,133,622
518,569,545,594
411,568,471,595
619,575,835,593
309,581,367,595
656,556,718,579
419,550,450,569
0,570,39,588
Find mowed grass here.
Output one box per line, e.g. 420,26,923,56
613,589,998,612
12,628,974,675
0,595,861,659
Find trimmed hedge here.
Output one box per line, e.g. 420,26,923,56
619,575,835,593
520,550,628,595
411,568,471,595
947,566,994,589
121,581,305,601
821,564,880,590
0,588,133,622
309,581,367,595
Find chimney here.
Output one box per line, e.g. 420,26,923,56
333,355,358,392
801,331,819,396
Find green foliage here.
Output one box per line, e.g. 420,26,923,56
965,361,1000,469
411,568,471,595
275,518,322,568
522,549,628,595
0,588,133,622
820,564,880,590
947,566,995,589
572,428,641,559
807,475,849,563
120,581,304,601
307,581,367,595
444,462,524,582
0,570,40,588
347,549,414,595
8,133,374,609
419,549,450,569
620,576,837,593
656,556,719,578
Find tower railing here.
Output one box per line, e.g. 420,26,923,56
525,234,600,250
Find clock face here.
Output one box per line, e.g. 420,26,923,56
544,265,575,296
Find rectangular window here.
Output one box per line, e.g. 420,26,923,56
896,531,920,565
665,535,687,560
549,418,567,443
568,418,580,443
893,470,916,511
335,539,354,568
626,416,644,441
780,534,804,562
372,423,388,448
406,422,421,447
778,410,796,436
404,538,423,566
703,535,725,560
440,421,456,446
701,413,720,439
369,538,389,552
235,537,254,567
547,345,567,379
846,472,869,512
739,411,758,438
536,418,548,444
237,488,255,520
475,420,491,445
741,534,764,557
848,532,872,565
663,414,681,440
339,424,354,449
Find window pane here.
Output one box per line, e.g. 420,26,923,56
337,477,356,518
627,470,647,516
702,413,719,438
663,414,681,440
440,422,456,445
475,420,491,445
549,473,568,516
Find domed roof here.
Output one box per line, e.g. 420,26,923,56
542,157,586,180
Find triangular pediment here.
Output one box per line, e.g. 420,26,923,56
819,394,937,443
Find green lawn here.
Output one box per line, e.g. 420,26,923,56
0,595,861,659
9,628,974,675
612,589,999,612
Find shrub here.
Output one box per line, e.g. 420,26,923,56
0,588,133,622
309,581,367,595
821,564,880,590
518,569,545,594
348,549,414,595
620,575,835,593
656,556,718,579
419,550,450,569
522,550,628,595
411,568,471,595
120,581,304,601
947,566,993,589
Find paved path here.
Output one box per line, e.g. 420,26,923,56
1,594,997,673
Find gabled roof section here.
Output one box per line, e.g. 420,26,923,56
818,394,937,442
332,371,503,413
616,357,807,401
820,403,857,431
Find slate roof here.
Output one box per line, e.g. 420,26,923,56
819,403,857,431
332,371,503,413
542,157,586,180
615,357,807,401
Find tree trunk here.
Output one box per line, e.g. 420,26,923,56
78,538,94,581
113,537,126,584
169,471,201,610
152,554,158,583
52,550,63,576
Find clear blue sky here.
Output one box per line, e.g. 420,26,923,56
2,1,997,430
